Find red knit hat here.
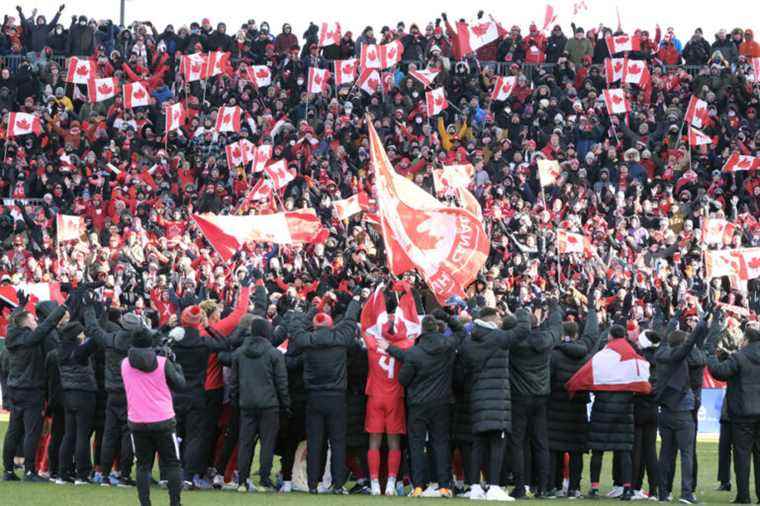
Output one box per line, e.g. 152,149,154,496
181,305,204,327
312,313,333,328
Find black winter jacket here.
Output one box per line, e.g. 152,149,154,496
172,326,228,406
84,307,131,393
708,340,760,420
231,334,290,411
58,334,98,392
6,303,66,390
510,303,564,398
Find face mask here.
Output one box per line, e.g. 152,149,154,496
80,20,87,25
415,117,422,124
297,78,304,86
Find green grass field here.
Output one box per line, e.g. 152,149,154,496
0,421,735,505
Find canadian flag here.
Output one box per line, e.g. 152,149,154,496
238,178,274,212
603,88,629,115
225,141,246,169
192,210,322,260
264,159,296,190
537,159,561,187
705,247,760,282
464,19,499,52
688,126,712,146
244,65,271,88
380,40,404,69
318,21,341,47
123,82,150,108
604,57,626,83
701,218,736,245
180,53,207,82
566,337,651,394
425,87,447,116
56,214,85,243
239,139,256,164
408,68,440,88
360,44,381,69
685,95,709,129
7,112,42,137
456,187,483,222
356,68,381,95
490,75,517,101
307,67,330,94
65,56,95,84
606,33,641,54
622,58,650,87
205,50,230,78
334,59,357,86
215,106,242,132
361,284,421,345
432,164,475,193
722,151,760,173
253,144,273,173
87,77,118,103
333,192,369,221
557,229,592,255
15,282,66,305
164,102,184,133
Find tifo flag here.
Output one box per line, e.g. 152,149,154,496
361,284,421,344
334,59,357,86
557,229,591,255
566,338,651,394
379,40,404,69
367,118,488,306
180,53,206,82
705,247,760,281
603,88,629,115
65,56,95,84
408,68,439,88
87,77,117,103
604,58,626,83
701,218,736,245
721,151,759,172
192,210,322,261
264,159,296,189
688,126,712,146
246,65,272,87
123,82,149,108
7,112,42,137
425,87,447,116
205,50,230,78
491,75,516,101
164,102,184,133
537,159,561,186
685,95,709,129
360,44,381,69
307,67,330,94
56,215,85,243
606,33,641,54
622,58,650,87
432,163,475,193
215,106,242,132
333,193,368,221
318,22,341,47
356,68,381,95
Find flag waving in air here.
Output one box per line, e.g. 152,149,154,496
557,229,593,255
307,67,330,94
264,159,296,190
356,68,381,95
318,22,341,47
66,56,95,84
566,337,651,394
408,68,439,88
334,59,357,86
87,77,118,103
180,53,207,82
688,126,712,146
722,152,759,173
602,89,629,115
379,40,404,69
360,44,381,69
246,65,272,88
123,82,149,108
622,58,650,87
425,87,448,116
215,106,242,132
491,75,517,101
7,112,42,137
56,215,85,243
604,57,626,83
537,159,561,187
605,33,641,54
685,95,709,129
164,102,184,133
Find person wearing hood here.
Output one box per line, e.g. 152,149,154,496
67,14,95,56
2,290,69,482
461,307,532,500
706,319,760,504
122,326,185,506
231,316,289,492
287,292,361,494
547,298,601,499
383,309,462,498
739,29,760,58
274,23,298,55
16,4,64,70
55,320,98,484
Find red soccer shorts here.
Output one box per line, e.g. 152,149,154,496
365,395,406,434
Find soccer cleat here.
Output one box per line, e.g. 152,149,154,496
486,485,515,501
678,495,699,505
422,486,443,498
608,486,625,498
75,478,92,486
192,474,212,490
587,489,600,500
567,490,583,500
371,479,382,496
259,478,276,492
54,478,70,485
332,486,349,495
621,488,634,501
237,479,256,493
470,484,487,500
24,472,49,483
212,473,224,489
280,480,293,493
715,483,731,491
439,487,453,498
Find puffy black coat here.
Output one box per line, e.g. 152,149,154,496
464,311,532,435
452,329,472,443
172,326,228,406
346,340,368,448
289,299,361,395
84,307,132,393
231,334,289,411
67,22,95,56
19,11,62,52
707,339,760,420
510,304,564,398
6,303,66,390
58,333,98,392
548,308,599,452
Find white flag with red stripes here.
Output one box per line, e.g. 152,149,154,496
380,40,404,69
603,89,629,115
606,33,641,54
425,87,447,116
722,152,760,173
361,284,421,343
702,218,736,246
490,75,516,101
238,178,273,212
688,126,711,146
65,56,95,84
246,65,272,88
123,82,150,108
264,159,296,189
6,112,42,137
705,247,760,282
215,106,242,132
685,95,709,129
334,59,357,86
360,44,381,69
622,59,650,87
87,77,117,103
205,50,230,78
356,68,381,95
164,102,184,133
318,22,341,47
408,68,439,88
432,164,475,193
180,53,207,82
604,58,626,83
307,67,330,94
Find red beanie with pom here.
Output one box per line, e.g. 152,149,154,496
181,305,204,328
313,313,333,328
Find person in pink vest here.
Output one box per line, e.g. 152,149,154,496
122,328,185,506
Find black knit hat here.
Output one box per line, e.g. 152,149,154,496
60,321,84,342
609,324,626,339
250,317,273,339
421,315,439,333
132,328,153,348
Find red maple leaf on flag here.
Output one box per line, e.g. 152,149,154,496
367,49,376,60
749,256,760,269
614,61,623,72
614,36,629,44
133,88,146,99
737,158,752,169
471,23,490,37
314,74,322,85
232,147,241,158
343,63,353,73
434,95,444,107
76,65,89,76
503,82,512,93
367,78,378,90
628,64,642,74
16,119,29,130
567,235,578,244
386,47,396,59
191,62,201,73
223,114,232,124
611,94,623,104
98,83,112,94
255,68,269,78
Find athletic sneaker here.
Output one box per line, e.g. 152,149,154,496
371,479,382,496
74,478,92,486
678,494,699,505
410,487,425,497
24,472,49,483
332,486,349,495
439,488,453,498
91,472,104,485
469,484,487,500
3,471,20,481
422,486,443,498
486,485,515,502
212,473,224,489
54,478,71,485
385,477,397,496
237,479,255,493
608,486,625,498
632,490,649,501
192,474,212,490
567,490,583,500
260,478,277,492
280,480,293,493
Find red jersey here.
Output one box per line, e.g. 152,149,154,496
364,319,415,398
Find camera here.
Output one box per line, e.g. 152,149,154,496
158,327,185,361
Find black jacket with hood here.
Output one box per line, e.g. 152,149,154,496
707,326,760,420
510,302,564,398
84,306,132,393
125,345,186,432
58,331,98,393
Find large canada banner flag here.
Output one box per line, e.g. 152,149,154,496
566,338,651,394
367,119,488,305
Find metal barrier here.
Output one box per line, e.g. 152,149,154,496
0,54,67,72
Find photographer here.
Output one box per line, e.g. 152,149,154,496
122,326,185,506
